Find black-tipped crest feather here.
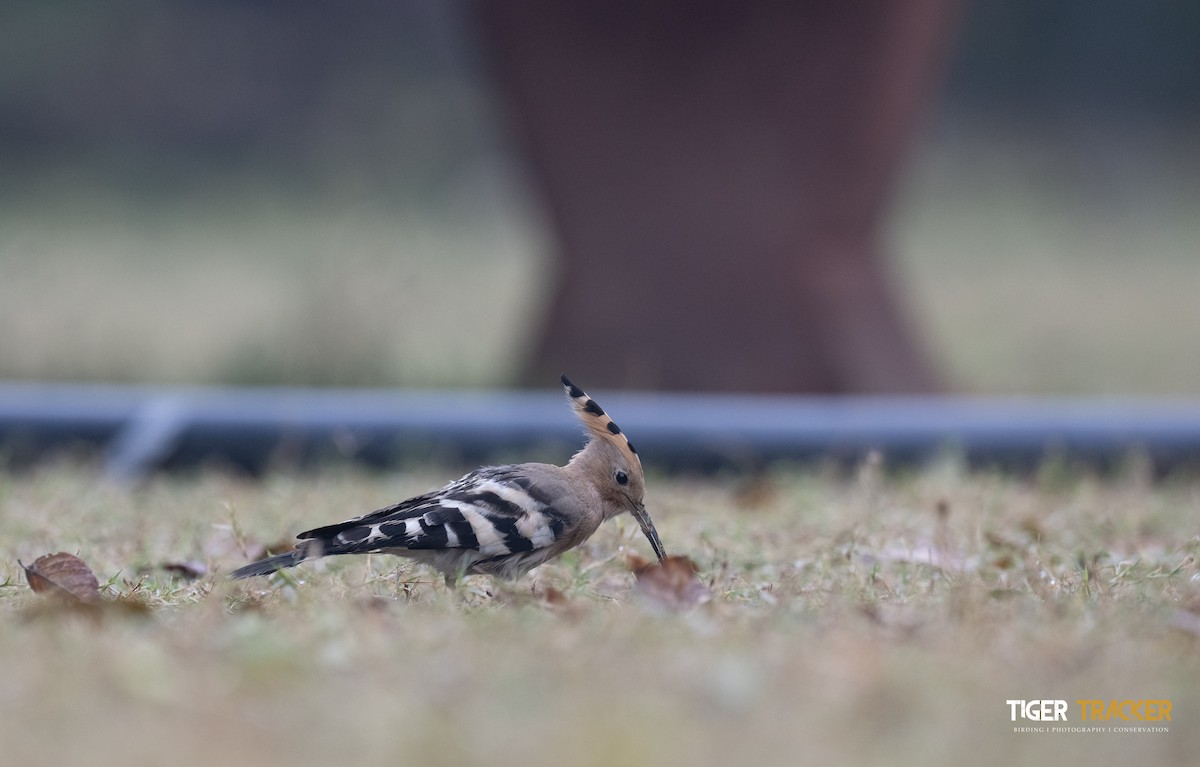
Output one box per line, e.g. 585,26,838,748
560,374,640,462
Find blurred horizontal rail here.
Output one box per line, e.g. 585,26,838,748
3,383,1200,480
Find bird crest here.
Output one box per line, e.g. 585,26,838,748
560,374,640,465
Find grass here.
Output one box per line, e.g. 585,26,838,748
3,459,1200,766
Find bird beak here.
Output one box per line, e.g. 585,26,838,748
630,504,667,562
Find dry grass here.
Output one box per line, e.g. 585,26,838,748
3,460,1200,766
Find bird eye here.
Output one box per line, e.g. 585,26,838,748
615,470,629,486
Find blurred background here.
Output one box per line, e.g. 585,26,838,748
2,0,1198,396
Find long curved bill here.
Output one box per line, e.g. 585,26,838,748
630,504,667,562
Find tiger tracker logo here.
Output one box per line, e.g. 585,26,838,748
1007,699,1172,733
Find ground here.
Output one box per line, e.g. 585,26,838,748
3,459,1198,766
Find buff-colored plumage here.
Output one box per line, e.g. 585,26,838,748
231,375,665,583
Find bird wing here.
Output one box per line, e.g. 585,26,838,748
295,465,574,560
296,489,442,541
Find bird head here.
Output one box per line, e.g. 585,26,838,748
562,374,666,561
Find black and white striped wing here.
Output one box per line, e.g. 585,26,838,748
296,466,572,561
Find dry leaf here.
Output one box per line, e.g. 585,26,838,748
631,554,711,611
20,552,101,604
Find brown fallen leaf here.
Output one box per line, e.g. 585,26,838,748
630,554,711,611
20,552,101,604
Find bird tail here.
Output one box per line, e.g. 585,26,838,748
230,550,303,579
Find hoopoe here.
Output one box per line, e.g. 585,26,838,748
231,375,666,584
